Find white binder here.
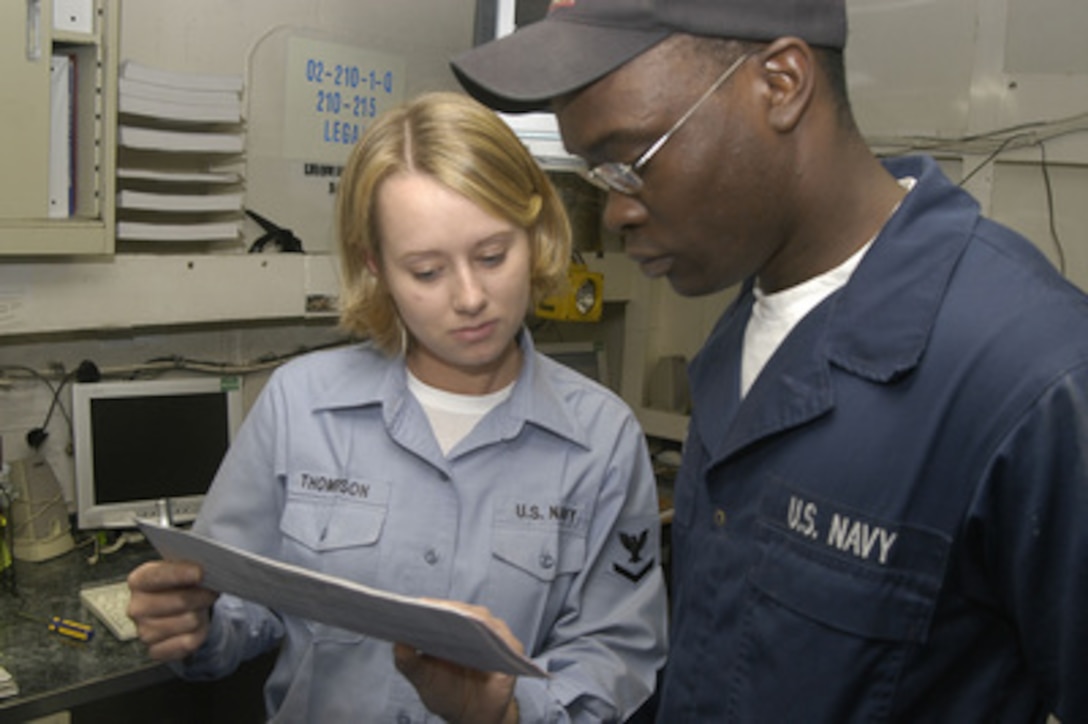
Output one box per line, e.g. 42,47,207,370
48,54,73,219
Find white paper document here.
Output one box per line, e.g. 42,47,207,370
117,168,242,184
119,126,245,153
120,60,244,93
137,521,545,677
116,221,242,242
117,190,244,213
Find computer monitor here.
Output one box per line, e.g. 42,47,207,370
71,376,244,530
537,341,609,388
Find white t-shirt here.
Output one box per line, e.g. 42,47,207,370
407,370,514,455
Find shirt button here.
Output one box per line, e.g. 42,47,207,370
713,508,727,527
539,552,555,569
396,714,411,724
424,549,439,565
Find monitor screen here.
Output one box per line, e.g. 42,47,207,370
537,341,609,388
72,376,243,530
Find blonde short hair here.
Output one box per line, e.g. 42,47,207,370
336,91,572,355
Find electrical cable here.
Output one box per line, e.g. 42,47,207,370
0,364,68,451
869,110,1088,159
50,338,353,388
1,340,347,461
871,111,1086,280
17,360,100,451
34,369,75,447
1038,142,1066,275
957,133,1028,187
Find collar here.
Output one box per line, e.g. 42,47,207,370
823,155,979,382
306,328,590,450
691,156,980,462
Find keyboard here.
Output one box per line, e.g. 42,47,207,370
80,579,138,641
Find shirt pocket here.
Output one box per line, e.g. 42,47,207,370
492,526,587,583
279,495,388,583
750,521,946,642
732,519,950,721
281,497,386,551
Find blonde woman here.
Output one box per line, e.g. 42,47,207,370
127,92,667,723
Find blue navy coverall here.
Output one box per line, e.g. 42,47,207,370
658,155,1088,722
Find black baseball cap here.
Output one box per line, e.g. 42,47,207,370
452,0,847,113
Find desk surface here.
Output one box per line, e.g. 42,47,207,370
0,537,170,722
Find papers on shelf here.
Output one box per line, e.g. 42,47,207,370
119,126,245,154
120,60,243,94
118,168,242,185
115,59,247,248
119,78,240,107
118,190,244,213
117,220,242,242
137,521,546,678
120,93,242,124
119,73,242,124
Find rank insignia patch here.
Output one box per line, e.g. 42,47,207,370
613,528,654,583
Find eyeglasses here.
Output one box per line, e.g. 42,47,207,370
581,53,751,195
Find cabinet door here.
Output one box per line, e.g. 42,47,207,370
0,0,51,219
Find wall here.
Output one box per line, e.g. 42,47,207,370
120,0,477,253
0,0,475,506
849,0,1088,285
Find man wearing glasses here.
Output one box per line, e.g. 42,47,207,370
439,0,1088,721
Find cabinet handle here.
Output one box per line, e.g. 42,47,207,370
26,0,43,61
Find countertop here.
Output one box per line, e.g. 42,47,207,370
0,536,170,722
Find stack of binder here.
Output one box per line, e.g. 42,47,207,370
116,60,246,248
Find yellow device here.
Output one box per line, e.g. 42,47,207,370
535,263,604,322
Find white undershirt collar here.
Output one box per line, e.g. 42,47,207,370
740,176,916,397
407,370,514,456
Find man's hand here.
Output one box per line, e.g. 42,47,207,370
127,559,219,661
393,601,522,724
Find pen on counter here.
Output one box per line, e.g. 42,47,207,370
17,611,95,642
